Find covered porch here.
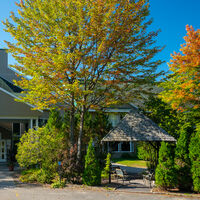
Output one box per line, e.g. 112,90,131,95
0,118,46,162
102,111,176,157
0,87,48,162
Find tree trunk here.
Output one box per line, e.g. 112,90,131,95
77,105,85,160
69,94,75,147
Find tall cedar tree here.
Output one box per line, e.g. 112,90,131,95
138,97,182,170
189,125,200,193
155,142,176,189
160,25,200,112
174,122,193,191
4,0,162,158
83,138,101,186
101,153,111,179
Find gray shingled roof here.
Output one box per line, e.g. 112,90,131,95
102,111,176,142
0,76,22,93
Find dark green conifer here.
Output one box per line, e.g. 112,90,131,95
175,123,193,191
83,139,101,186
155,142,176,189
189,125,200,192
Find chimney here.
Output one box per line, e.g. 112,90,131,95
0,49,19,83
0,49,8,74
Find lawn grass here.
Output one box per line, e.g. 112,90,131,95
112,158,147,168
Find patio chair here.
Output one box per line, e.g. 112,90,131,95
142,170,154,188
115,168,132,184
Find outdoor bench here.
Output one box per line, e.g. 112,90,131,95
115,168,132,184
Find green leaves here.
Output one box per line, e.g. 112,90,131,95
83,138,101,186
160,26,200,112
4,0,162,112
155,142,177,189
189,125,200,192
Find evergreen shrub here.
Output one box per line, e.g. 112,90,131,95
83,139,101,186
189,125,200,192
101,153,111,179
174,122,193,191
155,142,176,189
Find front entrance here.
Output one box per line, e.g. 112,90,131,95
0,140,7,162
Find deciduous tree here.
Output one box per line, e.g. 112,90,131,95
4,0,162,158
160,25,200,112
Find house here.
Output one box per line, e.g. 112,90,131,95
0,49,48,162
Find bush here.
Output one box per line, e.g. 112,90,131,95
155,142,176,189
16,109,66,184
189,124,200,192
20,168,40,183
101,153,111,179
83,139,101,186
51,177,66,188
174,123,193,191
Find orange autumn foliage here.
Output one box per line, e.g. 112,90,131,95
160,25,200,111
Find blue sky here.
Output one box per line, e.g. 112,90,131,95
0,0,199,72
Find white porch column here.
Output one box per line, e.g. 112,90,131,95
36,118,39,128
130,141,133,152
30,119,33,129
118,142,121,152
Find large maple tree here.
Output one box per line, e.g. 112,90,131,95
4,0,162,157
160,25,200,111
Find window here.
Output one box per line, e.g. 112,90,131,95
109,114,120,127
13,123,21,137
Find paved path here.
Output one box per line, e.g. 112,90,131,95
0,163,15,189
112,163,147,175
0,186,198,200
0,164,198,200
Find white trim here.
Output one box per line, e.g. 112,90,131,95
0,87,43,112
0,117,39,119
0,140,7,162
89,109,131,113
